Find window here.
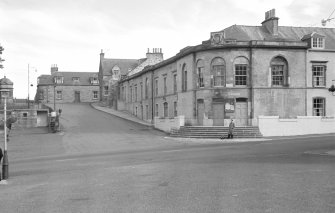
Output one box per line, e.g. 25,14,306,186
130,86,133,102
313,98,325,116
271,56,288,86
234,57,249,86
121,86,124,100
312,37,324,49
145,78,149,99
72,77,80,83
56,91,62,100
90,77,99,85
163,102,168,118
312,64,326,87
155,78,159,97
134,85,138,101
54,76,63,84
174,101,177,117
140,83,143,100
164,76,167,95
93,91,98,99
197,60,205,88
104,86,109,96
182,64,187,91
173,73,177,94
146,105,149,120
235,65,247,86
155,104,159,117
211,58,225,87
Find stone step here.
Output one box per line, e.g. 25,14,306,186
170,126,262,138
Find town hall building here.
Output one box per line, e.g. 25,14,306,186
114,9,335,128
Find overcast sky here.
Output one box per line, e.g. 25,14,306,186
0,0,334,98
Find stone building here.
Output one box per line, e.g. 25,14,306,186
36,65,100,105
117,9,335,127
98,48,163,107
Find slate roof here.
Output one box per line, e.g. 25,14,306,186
37,72,98,86
221,25,335,49
100,58,139,76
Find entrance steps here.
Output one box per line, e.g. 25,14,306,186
170,126,263,139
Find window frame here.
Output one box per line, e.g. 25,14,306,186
234,64,248,86
312,64,326,87
163,102,168,118
93,91,98,99
312,97,325,116
56,90,62,100
211,57,225,87
270,56,288,87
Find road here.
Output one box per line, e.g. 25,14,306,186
0,103,335,213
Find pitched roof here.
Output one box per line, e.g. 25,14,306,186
100,58,139,76
38,72,98,86
222,25,335,49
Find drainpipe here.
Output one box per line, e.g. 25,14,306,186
192,52,197,121
151,70,155,125
249,41,254,126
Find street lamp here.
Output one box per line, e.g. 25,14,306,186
28,64,37,109
329,80,335,96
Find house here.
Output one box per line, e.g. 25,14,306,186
36,65,100,105
115,9,335,131
98,48,163,108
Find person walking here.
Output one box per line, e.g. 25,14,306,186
228,119,235,139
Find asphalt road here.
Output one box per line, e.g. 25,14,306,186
0,103,335,213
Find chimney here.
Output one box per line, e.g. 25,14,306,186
146,48,164,64
261,9,279,36
100,49,105,60
51,64,58,75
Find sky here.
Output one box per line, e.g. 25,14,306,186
0,0,334,99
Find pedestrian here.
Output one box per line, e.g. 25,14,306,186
228,119,235,139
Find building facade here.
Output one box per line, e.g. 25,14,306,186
98,48,163,107
116,9,335,127
36,65,100,105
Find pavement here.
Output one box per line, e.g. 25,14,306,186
90,102,335,144
90,102,153,127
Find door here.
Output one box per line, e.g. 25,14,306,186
74,91,81,102
235,101,248,126
197,100,205,126
213,103,225,126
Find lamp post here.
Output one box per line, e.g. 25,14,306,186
1,89,9,180
28,64,37,109
329,80,335,96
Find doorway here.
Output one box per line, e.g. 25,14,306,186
213,103,225,126
197,99,204,126
74,91,81,102
235,99,248,126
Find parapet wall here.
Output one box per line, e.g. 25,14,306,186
258,116,335,136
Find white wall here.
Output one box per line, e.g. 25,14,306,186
154,116,185,133
258,116,335,136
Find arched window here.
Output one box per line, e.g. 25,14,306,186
234,57,249,86
182,64,187,91
163,102,168,117
271,56,288,86
211,57,225,87
196,59,204,88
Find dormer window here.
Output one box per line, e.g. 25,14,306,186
312,37,324,49
72,77,80,83
90,77,99,85
54,76,63,84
